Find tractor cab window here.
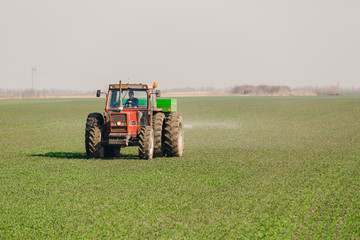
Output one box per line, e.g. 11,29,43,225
108,90,148,109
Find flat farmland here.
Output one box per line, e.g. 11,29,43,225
0,96,360,238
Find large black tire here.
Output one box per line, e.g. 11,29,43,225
153,112,165,157
88,126,104,159
163,113,184,157
86,113,104,129
138,126,154,160
85,113,104,156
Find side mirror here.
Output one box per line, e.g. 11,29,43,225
96,90,101,97
155,90,161,98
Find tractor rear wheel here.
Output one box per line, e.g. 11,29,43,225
88,126,104,159
85,113,104,156
138,126,154,160
153,112,165,157
164,113,184,157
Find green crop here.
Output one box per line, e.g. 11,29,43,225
0,96,359,239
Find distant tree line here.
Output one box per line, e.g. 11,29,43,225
229,84,360,96
229,85,291,95
294,86,344,96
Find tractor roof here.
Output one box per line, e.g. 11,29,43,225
109,83,156,90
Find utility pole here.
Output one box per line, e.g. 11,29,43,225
32,67,37,96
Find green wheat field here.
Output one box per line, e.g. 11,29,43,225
1,96,360,239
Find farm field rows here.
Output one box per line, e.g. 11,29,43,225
0,96,360,238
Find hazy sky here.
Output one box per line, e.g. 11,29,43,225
0,0,359,91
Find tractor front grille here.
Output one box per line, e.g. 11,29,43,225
111,114,126,122
110,113,127,133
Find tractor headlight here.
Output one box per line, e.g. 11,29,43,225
111,121,126,126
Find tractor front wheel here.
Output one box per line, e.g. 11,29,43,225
85,112,104,157
138,126,154,160
87,126,104,159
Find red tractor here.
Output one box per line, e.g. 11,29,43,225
85,82,184,159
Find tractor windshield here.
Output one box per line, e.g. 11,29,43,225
108,90,148,109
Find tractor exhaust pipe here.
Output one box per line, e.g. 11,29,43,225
119,80,123,112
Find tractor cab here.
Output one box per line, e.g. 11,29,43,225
100,83,159,147
105,83,159,110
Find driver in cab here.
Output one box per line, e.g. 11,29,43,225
124,90,139,108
